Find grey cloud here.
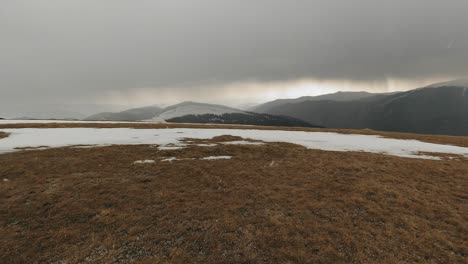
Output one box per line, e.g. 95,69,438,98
1,0,467,107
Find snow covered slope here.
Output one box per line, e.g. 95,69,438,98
149,102,245,122
84,102,245,122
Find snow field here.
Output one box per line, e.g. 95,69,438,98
1,128,467,159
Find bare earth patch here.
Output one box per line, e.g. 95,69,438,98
0,132,8,139
1,122,468,147
1,140,467,263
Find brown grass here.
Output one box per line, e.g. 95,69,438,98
1,122,468,147
1,139,467,263
0,132,8,139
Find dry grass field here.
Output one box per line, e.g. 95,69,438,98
1,133,467,263
1,122,468,147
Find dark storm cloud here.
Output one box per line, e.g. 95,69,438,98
1,0,467,107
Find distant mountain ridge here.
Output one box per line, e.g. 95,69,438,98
80,78,468,135
251,91,381,113
258,79,468,136
85,106,162,121
167,112,319,128
85,101,320,128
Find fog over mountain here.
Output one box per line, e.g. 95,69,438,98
1,0,468,114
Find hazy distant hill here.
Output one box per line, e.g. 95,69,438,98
251,91,379,113
0,103,133,120
261,79,468,135
85,101,321,127
85,106,162,121
1,109,85,120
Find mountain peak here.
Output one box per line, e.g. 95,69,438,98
149,102,245,122
425,78,468,88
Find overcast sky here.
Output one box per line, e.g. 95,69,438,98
1,0,467,113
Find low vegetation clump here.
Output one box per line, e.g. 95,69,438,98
0,132,8,139
1,139,467,263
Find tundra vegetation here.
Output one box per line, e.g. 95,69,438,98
0,130,467,263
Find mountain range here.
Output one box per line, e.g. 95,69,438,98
254,79,468,136
5,79,467,135
85,106,163,121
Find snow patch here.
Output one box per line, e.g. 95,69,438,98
1,128,468,159
161,157,177,162
194,143,218,147
158,145,185,150
268,161,278,167
161,157,196,162
201,156,232,160
134,160,155,164
222,140,264,145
